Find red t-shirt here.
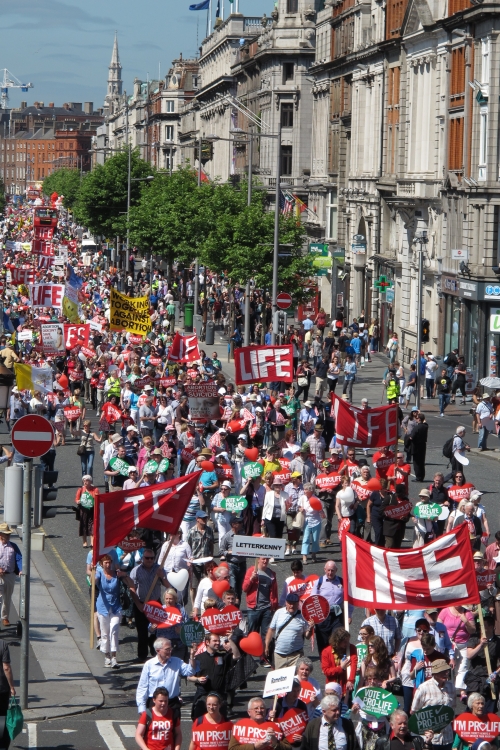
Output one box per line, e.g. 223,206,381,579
192,716,233,750
138,708,179,750
386,462,411,492
372,450,395,479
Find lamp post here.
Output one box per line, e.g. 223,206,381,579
414,231,428,409
0,363,15,415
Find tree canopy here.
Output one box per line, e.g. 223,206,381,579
42,168,82,210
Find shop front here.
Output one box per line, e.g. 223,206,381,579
441,275,479,378
479,283,500,377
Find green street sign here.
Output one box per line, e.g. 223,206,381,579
242,461,264,479
109,457,132,477
180,621,205,647
354,687,399,718
413,503,442,520
409,705,455,735
220,496,248,513
309,242,328,255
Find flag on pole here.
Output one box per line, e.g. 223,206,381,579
342,523,479,610
93,472,202,564
189,0,210,8
168,332,201,363
215,0,220,15
14,363,54,394
279,190,294,215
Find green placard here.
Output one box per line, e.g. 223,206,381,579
409,705,455,735
144,460,159,474
356,642,368,662
413,503,442,520
80,490,95,509
220,496,248,513
180,621,205,647
242,461,264,479
354,687,399,718
109,456,132,477
158,458,170,473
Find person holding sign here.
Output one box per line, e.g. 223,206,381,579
189,692,233,750
265,593,315,669
104,444,134,491
373,710,429,750
190,633,240,719
464,615,500,710
213,482,234,539
229,697,291,750
268,678,308,746
410,660,455,749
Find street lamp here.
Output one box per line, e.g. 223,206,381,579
0,363,15,413
414,230,429,409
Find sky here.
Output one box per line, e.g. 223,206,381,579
1,0,273,112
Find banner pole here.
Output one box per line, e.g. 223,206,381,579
477,604,496,700
143,536,175,604
90,567,96,649
344,599,349,633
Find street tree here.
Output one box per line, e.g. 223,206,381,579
74,149,153,238
42,168,82,209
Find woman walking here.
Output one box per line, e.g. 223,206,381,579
75,475,99,548
299,483,324,564
95,554,130,668
78,419,102,478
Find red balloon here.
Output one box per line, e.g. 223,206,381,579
201,461,215,472
245,447,259,462
366,478,382,491
239,632,264,657
309,497,323,511
212,580,230,598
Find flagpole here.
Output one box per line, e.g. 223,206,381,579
143,536,175,604
477,604,496,700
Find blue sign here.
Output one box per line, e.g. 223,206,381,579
386,289,395,304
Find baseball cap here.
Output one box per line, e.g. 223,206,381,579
285,593,300,603
291,471,302,478
196,510,208,518
230,515,242,525
238,434,247,441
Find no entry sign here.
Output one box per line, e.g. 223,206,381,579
11,415,55,458
276,292,292,310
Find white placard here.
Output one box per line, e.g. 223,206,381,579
263,666,296,698
89,320,102,332
232,536,286,559
17,330,32,341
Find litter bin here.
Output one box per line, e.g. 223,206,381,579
194,314,203,338
205,321,215,346
184,303,194,333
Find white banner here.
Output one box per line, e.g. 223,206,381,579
232,536,286,559
263,666,296,698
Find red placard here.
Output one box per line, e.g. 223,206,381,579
149,357,162,366
201,605,242,634
301,595,330,624
232,720,283,744
300,574,319,601
168,332,200,364
338,518,351,543
159,377,177,387
181,448,194,464
453,713,500,743
298,292,319,322
11,415,54,458
226,419,248,434
383,501,413,520
101,402,122,424
64,323,90,349
331,394,398,449
63,407,82,421
81,346,95,359
278,708,308,740
315,473,343,490
299,681,317,704
134,377,151,390
476,570,497,590
234,345,294,385
120,537,146,552
286,578,308,597
129,334,144,344
143,601,183,627
69,371,84,382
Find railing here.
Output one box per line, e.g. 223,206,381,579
244,17,263,30
268,177,298,187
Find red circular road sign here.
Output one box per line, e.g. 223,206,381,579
11,415,55,458
276,292,292,310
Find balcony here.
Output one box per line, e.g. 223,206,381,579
268,177,298,187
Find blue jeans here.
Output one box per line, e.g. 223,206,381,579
228,562,246,602
301,522,321,555
247,608,273,642
439,394,450,414
80,451,95,478
479,427,490,450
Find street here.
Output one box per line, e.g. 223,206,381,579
5,347,500,748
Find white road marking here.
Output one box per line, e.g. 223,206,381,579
119,724,136,737
27,723,37,749
96,720,127,750
42,729,78,734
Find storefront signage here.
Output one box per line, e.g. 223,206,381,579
490,307,500,333
459,281,478,301
484,284,500,300
441,275,460,296
309,243,328,254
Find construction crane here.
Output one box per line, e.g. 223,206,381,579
0,69,33,110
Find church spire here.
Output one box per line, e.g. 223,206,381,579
105,32,122,108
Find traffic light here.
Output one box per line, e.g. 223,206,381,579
277,312,286,335
421,319,430,343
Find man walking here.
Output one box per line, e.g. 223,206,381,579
136,637,196,718
129,549,170,661
476,394,494,451
265,593,314,669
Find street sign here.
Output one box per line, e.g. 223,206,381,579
276,292,293,310
309,242,327,254
11,415,55,458
451,248,469,260
386,289,395,304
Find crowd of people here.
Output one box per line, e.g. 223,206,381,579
1,198,499,750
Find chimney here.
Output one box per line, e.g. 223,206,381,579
84,102,93,114
48,102,54,108
33,101,39,109
68,102,82,111
20,101,27,109
63,103,70,110
38,102,44,108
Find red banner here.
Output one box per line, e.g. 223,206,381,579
342,524,479,610
234,345,294,385
11,268,35,285
168,332,200,364
93,471,202,564
331,393,398,448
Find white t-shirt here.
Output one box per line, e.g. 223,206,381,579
425,360,438,378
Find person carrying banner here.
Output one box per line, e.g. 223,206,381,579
410,659,455,750
242,558,278,665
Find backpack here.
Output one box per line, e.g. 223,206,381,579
442,437,454,460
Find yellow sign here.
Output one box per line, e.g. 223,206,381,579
110,289,150,335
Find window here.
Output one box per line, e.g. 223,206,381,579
166,100,175,113
283,63,294,84
165,150,173,171
281,103,294,128
450,46,466,107
165,125,174,141
385,0,409,38
481,38,489,85
386,66,401,174
448,0,471,15
326,188,338,240
287,0,298,11
479,107,487,175
448,116,464,170
281,146,293,176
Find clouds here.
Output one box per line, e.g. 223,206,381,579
0,0,114,31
